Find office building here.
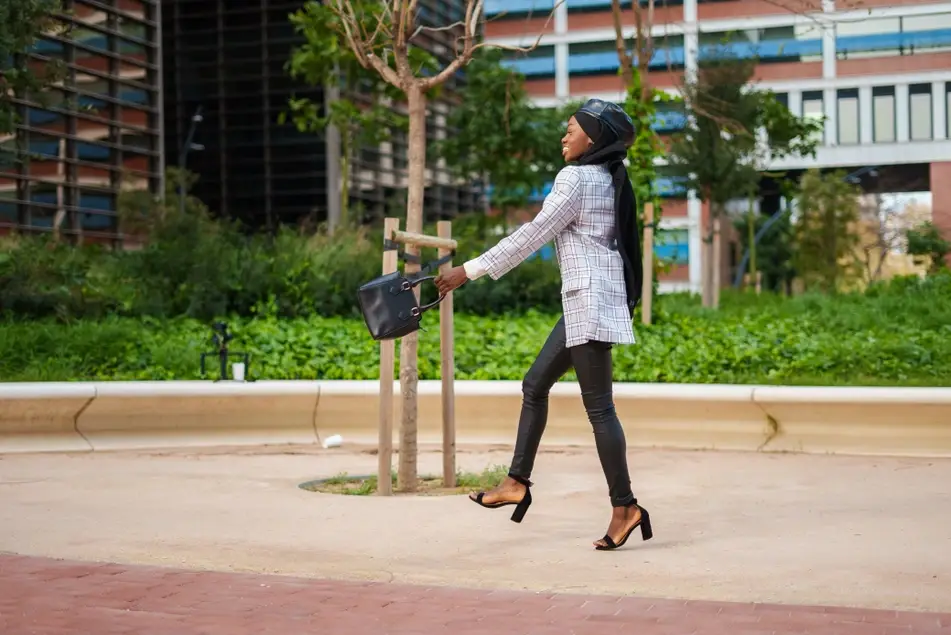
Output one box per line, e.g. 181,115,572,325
0,0,163,243
161,0,480,232
485,0,951,292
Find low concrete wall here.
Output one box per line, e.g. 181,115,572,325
754,386,951,456
0,383,95,453
1,381,950,457
76,381,320,451
313,381,770,451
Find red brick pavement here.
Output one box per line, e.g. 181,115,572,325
1,554,948,635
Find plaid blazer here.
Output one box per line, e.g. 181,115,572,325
466,164,636,349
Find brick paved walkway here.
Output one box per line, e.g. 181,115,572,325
1,554,948,635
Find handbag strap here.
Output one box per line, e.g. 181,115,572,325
383,239,456,280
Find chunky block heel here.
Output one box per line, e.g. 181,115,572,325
595,501,653,551
470,473,533,523
639,506,653,541
509,488,532,523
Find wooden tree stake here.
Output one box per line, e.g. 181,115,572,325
712,216,722,310
641,202,655,325
377,217,400,496
437,221,456,488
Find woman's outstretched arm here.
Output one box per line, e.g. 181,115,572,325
465,166,583,281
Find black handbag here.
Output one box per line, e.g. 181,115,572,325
357,270,444,341
358,247,462,341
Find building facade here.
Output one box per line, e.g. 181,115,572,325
0,0,163,244
161,0,481,233
484,0,951,293
3,0,479,242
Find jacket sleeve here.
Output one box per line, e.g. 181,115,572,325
473,166,583,281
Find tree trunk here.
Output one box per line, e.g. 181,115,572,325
397,84,427,492
747,190,756,282
701,220,713,308
340,128,351,230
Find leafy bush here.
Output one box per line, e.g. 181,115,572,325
3,273,949,385
0,209,565,321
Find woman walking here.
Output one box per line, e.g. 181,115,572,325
434,99,650,551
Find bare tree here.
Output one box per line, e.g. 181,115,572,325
324,0,553,491
857,191,930,282
610,0,656,97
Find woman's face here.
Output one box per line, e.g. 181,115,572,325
562,116,593,162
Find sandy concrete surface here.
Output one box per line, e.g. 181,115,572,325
0,442,949,613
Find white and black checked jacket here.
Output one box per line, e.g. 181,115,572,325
464,164,636,349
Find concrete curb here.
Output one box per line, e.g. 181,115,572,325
1,380,950,456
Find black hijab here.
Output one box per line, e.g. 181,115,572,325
571,99,643,315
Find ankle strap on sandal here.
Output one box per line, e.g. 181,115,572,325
508,473,533,488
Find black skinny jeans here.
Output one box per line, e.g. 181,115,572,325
509,315,636,508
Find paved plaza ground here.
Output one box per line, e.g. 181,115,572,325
1,442,950,633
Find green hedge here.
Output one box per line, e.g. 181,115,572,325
0,214,568,321
3,274,950,385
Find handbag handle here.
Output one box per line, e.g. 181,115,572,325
417,294,445,315
409,276,445,316
398,275,445,318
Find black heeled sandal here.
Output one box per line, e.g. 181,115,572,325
469,474,533,523
595,501,652,551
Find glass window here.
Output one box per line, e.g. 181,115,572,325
26,181,61,228
947,83,951,140
118,132,153,152
837,13,951,59
27,132,66,160
115,15,148,60
391,128,408,170
698,26,821,63
836,17,900,37
116,0,149,20
121,149,151,176
653,102,687,132
902,13,951,32
802,91,824,145
504,45,555,77
837,89,859,145
117,60,149,80
656,228,690,265
72,27,110,54
0,138,19,171
30,36,67,61
75,46,112,75
873,86,896,143
78,188,116,231
25,106,66,133
77,140,113,165
909,84,933,141
0,189,19,222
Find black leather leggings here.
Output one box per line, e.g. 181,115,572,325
509,316,636,507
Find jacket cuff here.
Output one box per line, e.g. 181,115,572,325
463,258,487,281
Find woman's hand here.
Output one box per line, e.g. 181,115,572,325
435,265,469,295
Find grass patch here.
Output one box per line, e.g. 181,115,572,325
301,464,508,496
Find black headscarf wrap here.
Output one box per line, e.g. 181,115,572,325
571,99,643,315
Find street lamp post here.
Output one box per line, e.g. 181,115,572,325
178,105,205,217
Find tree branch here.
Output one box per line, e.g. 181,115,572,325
419,0,484,90
410,19,465,42
422,0,567,90
610,0,634,85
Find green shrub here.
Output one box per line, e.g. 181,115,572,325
3,273,950,385
0,213,566,321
